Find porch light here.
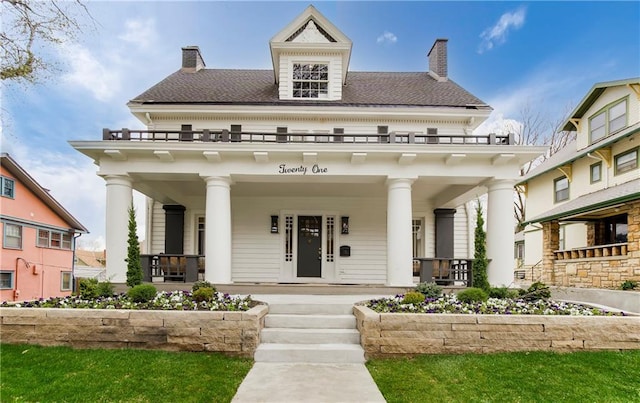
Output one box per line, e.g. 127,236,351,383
271,215,279,233
341,216,349,234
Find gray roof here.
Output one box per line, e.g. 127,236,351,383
130,69,490,109
525,178,640,224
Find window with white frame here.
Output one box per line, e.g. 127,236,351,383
3,223,22,249
292,63,328,98
0,271,14,289
614,148,638,175
1,176,15,198
590,162,602,183
589,98,627,144
37,229,72,250
61,272,73,291
554,176,569,202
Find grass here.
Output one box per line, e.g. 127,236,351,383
0,344,253,403
367,350,640,403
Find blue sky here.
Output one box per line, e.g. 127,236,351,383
2,1,639,249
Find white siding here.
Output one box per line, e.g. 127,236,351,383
150,201,165,254
231,196,388,284
277,54,344,101
454,205,469,258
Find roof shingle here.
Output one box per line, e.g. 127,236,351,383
130,69,489,109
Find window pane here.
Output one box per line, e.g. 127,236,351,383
590,163,601,182
609,100,626,133
4,224,21,249
616,150,638,174
555,177,569,202
51,232,61,248
62,233,72,250
292,63,328,98
38,230,49,247
61,272,72,291
590,112,606,142
0,272,13,289
2,178,14,198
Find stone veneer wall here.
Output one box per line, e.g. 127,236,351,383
541,200,640,289
354,306,640,358
0,305,268,357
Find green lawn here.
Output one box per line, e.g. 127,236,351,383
367,350,640,403
0,344,253,403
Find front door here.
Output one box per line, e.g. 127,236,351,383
297,216,322,277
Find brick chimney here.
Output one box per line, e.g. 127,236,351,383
181,46,205,72
428,39,448,81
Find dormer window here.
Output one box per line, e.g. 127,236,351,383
293,63,328,98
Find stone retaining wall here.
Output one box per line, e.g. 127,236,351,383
0,305,268,357
354,306,640,358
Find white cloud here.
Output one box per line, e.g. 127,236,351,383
60,43,121,102
118,18,157,49
377,31,398,45
478,7,526,54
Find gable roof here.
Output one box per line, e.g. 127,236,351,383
269,5,352,84
129,69,489,109
562,77,640,131
0,153,88,233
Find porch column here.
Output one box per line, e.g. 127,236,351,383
386,178,415,286
486,179,516,286
203,176,232,284
104,175,133,283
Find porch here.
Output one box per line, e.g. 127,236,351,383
139,255,474,288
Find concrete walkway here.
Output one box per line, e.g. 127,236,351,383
232,294,391,403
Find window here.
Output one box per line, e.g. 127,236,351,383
604,214,628,244
61,272,73,291
589,98,627,144
554,176,569,202
0,271,14,289
614,148,638,175
36,229,72,250
292,63,328,98
3,223,22,249
590,162,602,183
1,176,15,198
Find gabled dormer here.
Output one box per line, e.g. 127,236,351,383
269,5,352,101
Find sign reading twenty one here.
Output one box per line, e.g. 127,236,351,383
278,164,328,175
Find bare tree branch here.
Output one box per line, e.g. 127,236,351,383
1,0,93,82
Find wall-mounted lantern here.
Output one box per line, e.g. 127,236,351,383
341,216,349,234
271,215,279,233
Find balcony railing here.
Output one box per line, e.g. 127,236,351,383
141,254,204,283
414,258,473,286
103,129,515,146
554,243,628,260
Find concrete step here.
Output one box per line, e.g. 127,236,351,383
261,328,361,344
265,314,356,329
267,303,354,315
254,343,366,363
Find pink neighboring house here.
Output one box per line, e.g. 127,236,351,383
1,153,88,302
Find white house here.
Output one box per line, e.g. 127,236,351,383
71,5,543,287
518,77,640,288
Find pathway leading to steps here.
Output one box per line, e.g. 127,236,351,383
232,294,391,403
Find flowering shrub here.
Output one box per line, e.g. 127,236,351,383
1,290,255,311
365,293,626,316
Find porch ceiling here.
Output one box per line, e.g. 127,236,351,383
130,172,487,208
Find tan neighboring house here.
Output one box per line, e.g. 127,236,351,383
518,77,640,289
74,249,107,280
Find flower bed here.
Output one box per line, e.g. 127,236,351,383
1,291,255,311
365,294,627,316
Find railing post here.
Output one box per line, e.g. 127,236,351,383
508,133,515,145
489,133,496,145
141,255,151,282
122,128,130,140
201,129,210,142
103,128,113,140
221,129,229,142
185,256,199,282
